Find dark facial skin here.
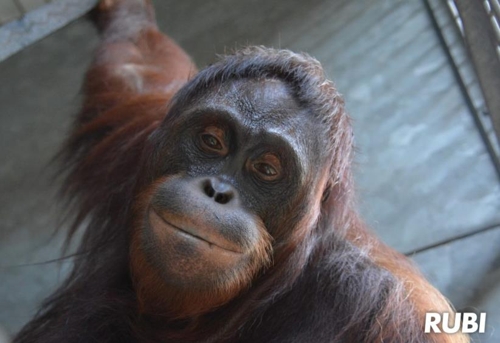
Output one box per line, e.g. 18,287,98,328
136,79,326,302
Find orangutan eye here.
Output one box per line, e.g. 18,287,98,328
201,134,223,150
250,154,282,181
254,163,277,177
198,126,228,155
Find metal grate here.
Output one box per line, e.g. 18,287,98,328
483,0,500,61
446,0,464,34
425,0,500,180
447,0,500,61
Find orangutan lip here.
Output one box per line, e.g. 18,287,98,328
150,208,242,254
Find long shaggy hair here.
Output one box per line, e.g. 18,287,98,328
14,6,468,340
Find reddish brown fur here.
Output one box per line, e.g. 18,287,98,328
14,1,470,342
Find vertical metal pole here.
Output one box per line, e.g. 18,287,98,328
422,0,500,181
